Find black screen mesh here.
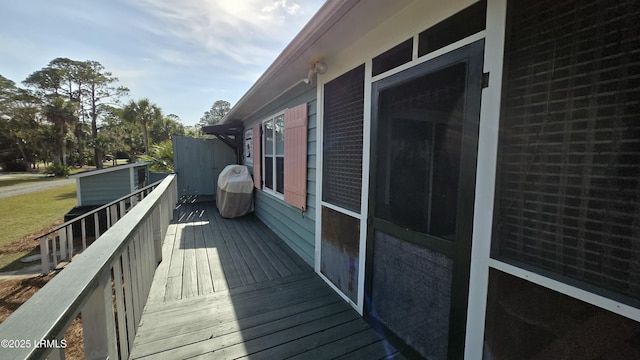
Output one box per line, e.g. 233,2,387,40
322,64,365,213
371,231,453,359
495,0,640,300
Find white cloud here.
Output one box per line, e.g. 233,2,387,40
127,0,321,66
262,0,302,16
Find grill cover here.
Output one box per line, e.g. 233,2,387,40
217,165,254,218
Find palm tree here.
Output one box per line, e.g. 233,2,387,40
122,98,162,154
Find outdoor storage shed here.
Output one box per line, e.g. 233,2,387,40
217,165,254,218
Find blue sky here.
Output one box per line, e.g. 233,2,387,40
0,0,325,126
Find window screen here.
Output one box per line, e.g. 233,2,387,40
372,39,413,77
494,0,640,300
483,269,640,359
418,0,486,57
375,63,467,238
323,64,365,213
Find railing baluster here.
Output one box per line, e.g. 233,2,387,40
121,247,136,350
106,206,111,229
113,257,129,359
81,218,87,250
82,269,117,360
66,224,73,260
120,199,126,218
0,175,176,360
40,237,50,274
128,240,141,330
111,204,118,226
59,228,67,262
94,212,100,239
52,235,58,269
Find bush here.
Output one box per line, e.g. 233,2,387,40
2,161,29,172
45,164,71,177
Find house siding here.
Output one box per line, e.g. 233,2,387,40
80,168,132,206
245,85,317,266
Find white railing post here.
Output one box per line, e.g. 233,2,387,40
59,228,67,262
152,206,163,264
81,218,87,250
40,237,50,274
66,224,73,260
81,269,117,360
94,212,100,238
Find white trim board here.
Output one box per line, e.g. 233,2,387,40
464,0,506,357
490,259,640,322
70,162,149,179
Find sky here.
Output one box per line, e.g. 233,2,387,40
0,0,325,126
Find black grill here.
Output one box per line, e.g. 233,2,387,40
323,64,365,213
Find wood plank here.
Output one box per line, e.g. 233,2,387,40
166,221,185,279
137,277,334,327
238,318,372,359
131,296,348,357
233,215,291,279
209,206,255,286
185,310,360,359
182,222,198,298
334,339,399,360
146,222,178,304
240,213,308,274
226,217,276,281
288,327,384,360
203,205,243,289
129,201,403,360
163,276,182,302
136,307,358,359
193,221,214,295
202,222,229,292
222,218,268,283
143,272,315,313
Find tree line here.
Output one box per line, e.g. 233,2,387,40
0,57,204,172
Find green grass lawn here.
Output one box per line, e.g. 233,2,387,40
0,175,60,188
0,184,77,271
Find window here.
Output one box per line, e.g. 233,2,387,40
253,104,308,210
494,0,640,301
375,63,467,238
262,113,285,195
322,64,365,213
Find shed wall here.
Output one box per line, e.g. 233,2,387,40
173,136,236,197
79,169,131,206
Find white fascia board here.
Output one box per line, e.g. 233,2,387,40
70,162,150,179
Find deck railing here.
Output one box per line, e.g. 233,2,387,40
0,174,177,360
36,178,167,274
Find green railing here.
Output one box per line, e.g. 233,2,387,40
0,174,177,359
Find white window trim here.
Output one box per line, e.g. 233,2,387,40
261,110,286,201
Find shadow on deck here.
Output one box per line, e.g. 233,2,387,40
129,200,403,359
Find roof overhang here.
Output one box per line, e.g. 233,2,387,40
70,162,150,179
222,0,414,124
202,120,245,163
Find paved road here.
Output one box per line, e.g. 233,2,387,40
0,174,75,200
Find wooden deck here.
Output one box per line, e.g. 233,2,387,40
129,200,403,359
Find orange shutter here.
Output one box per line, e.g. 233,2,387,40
252,124,261,189
284,104,308,210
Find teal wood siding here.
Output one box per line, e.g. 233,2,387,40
149,172,170,184
245,86,317,266
80,169,131,206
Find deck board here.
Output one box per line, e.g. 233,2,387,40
131,201,400,359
